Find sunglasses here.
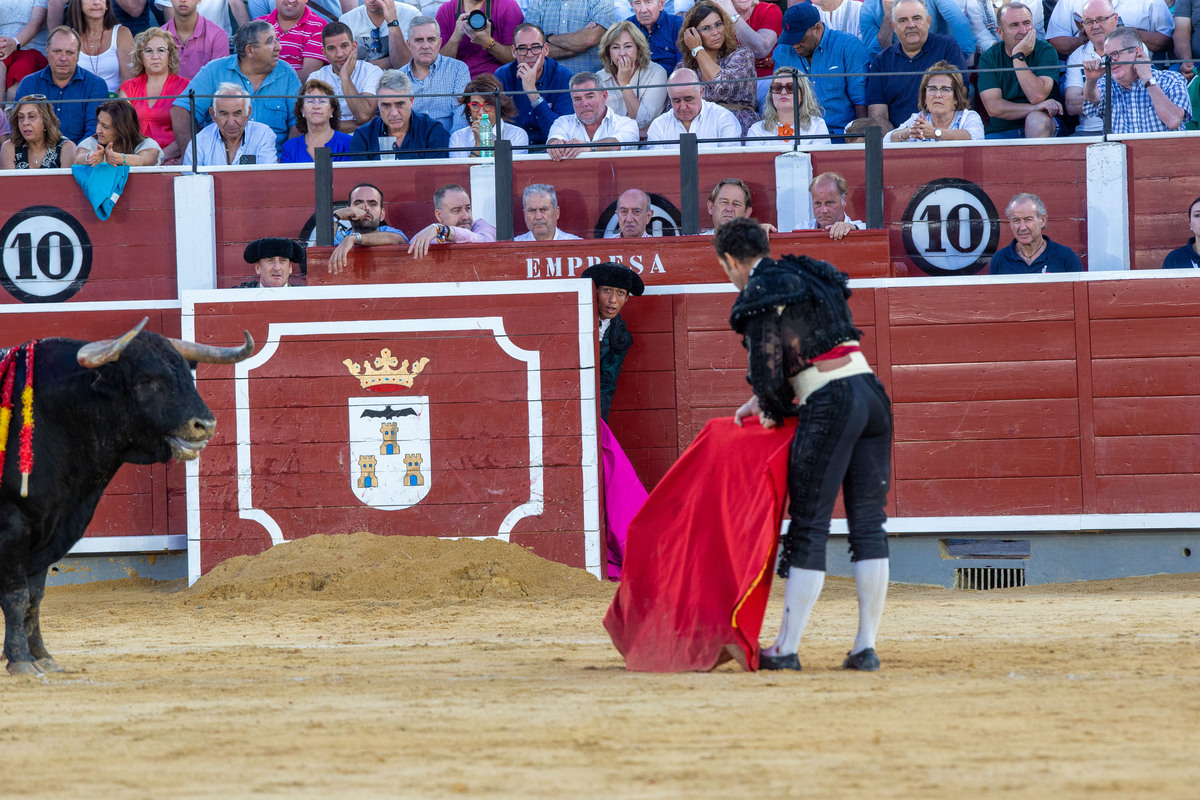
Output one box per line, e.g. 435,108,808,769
769,82,796,94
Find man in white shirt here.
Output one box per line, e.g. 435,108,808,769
1046,0,1174,57
407,183,499,257
183,83,278,166
801,171,866,240
645,68,742,149
547,72,640,160
310,21,384,132
1063,0,1120,134
339,0,418,68
515,183,583,241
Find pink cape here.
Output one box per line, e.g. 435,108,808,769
600,419,649,581
603,416,795,672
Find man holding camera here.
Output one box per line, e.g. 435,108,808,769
437,0,523,77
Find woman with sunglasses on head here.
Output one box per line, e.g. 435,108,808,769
448,74,529,155
119,28,189,162
69,0,133,94
597,21,667,137
281,79,353,163
679,1,760,135
74,97,160,165
1,95,78,169
889,61,983,141
745,67,827,145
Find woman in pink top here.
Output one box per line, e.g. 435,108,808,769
119,27,190,162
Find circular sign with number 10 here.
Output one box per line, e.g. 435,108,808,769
901,178,1000,276
0,206,93,303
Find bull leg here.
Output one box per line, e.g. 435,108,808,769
25,569,61,673
0,528,40,675
1,585,40,675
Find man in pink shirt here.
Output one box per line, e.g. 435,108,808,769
406,183,498,257
259,0,328,80
164,0,231,80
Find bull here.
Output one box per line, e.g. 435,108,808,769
0,318,253,675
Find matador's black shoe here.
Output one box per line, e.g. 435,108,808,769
842,648,880,671
759,652,802,671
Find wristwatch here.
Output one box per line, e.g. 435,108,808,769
933,128,943,139
386,19,400,27
1147,76,1159,86
1012,53,1026,62
353,231,363,245
691,45,703,57
729,12,741,24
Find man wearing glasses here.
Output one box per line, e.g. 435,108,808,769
1062,0,1119,135
977,1,1062,138
1081,26,1190,132
494,23,574,146
1047,0,1174,58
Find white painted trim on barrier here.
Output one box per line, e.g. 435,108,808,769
0,299,180,313
173,173,218,291
828,513,1200,535
68,535,186,554
1085,141,1130,270
182,281,600,585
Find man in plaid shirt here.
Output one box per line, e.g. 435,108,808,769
1082,26,1191,133
399,16,471,134
525,0,615,74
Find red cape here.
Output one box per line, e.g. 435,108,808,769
603,416,795,672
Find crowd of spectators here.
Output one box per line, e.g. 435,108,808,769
4,0,1196,169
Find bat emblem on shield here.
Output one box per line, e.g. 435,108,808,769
348,395,431,509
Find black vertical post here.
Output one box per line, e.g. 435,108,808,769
492,88,503,146
790,70,800,151
1103,56,1112,141
495,138,514,241
680,132,700,235
864,125,884,229
315,147,333,246
188,90,198,174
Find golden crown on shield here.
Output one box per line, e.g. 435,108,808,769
344,349,430,392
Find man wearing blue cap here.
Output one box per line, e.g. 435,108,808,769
771,3,869,136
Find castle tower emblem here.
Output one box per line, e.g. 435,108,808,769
346,347,432,510
357,455,378,488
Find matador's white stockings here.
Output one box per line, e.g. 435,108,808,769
763,558,890,657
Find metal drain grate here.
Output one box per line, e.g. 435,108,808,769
954,567,1026,590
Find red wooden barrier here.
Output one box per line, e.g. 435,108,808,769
187,282,598,579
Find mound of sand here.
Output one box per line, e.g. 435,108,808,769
185,532,615,603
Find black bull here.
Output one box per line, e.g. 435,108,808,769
0,318,253,676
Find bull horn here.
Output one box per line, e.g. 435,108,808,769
77,317,148,368
169,331,255,364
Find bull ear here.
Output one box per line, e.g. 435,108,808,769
168,331,255,364
77,317,149,368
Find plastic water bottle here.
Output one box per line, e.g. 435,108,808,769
479,112,494,157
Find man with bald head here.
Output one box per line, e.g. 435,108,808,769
606,189,654,238
1063,0,1119,135
645,68,741,148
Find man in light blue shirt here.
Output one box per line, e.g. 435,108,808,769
772,4,868,136
171,19,301,155
183,84,279,166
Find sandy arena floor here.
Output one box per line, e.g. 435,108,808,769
2,533,1199,799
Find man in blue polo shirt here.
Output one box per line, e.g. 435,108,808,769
772,4,868,136
989,193,1083,274
630,0,682,74
16,27,108,144
495,23,574,146
170,19,302,155
866,0,966,132
347,70,450,159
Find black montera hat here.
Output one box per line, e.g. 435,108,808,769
244,237,304,264
582,262,645,296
